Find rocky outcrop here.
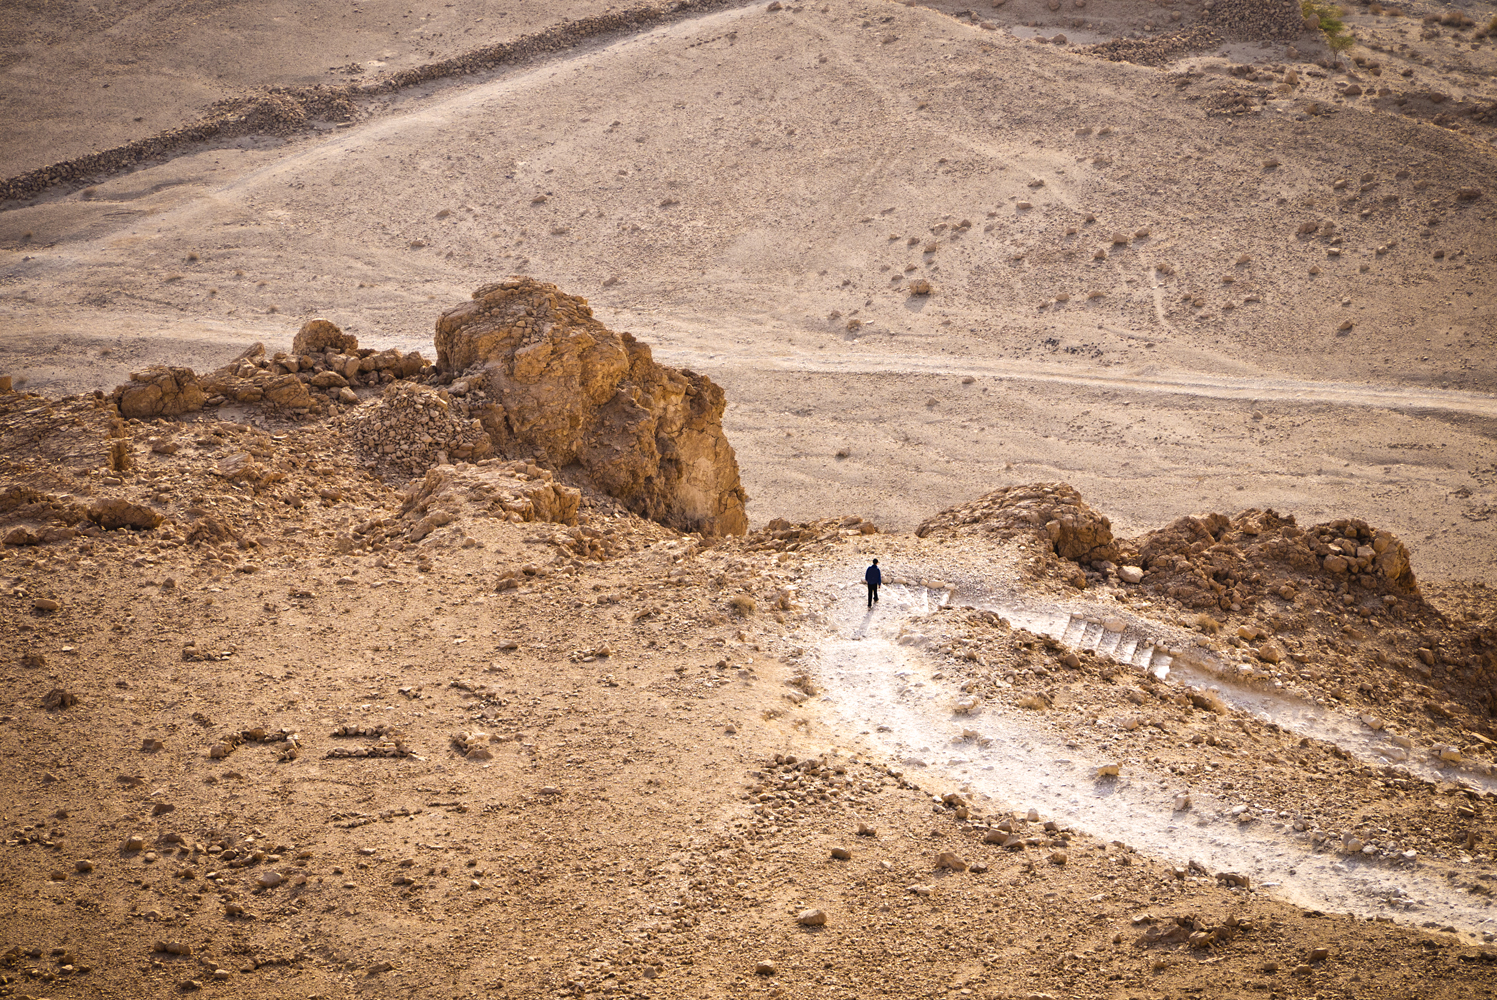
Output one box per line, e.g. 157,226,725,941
432,278,748,536
0,484,166,544
98,282,748,535
118,366,208,419
292,318,358,356
110,328,429,420
916,483,1118,564
1127,510,1420,611
197,368,315,410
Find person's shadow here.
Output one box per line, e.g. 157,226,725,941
852,604,876,639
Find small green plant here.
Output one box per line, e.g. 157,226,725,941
1303,0,1356,51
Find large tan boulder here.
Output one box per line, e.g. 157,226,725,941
433,278,748,536
292,318,358,356
87,498,164,530
116,366,206,418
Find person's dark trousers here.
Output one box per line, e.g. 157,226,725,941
867,583,878,607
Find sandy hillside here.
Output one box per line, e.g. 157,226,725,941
0,0,627,178
2,1,1497,997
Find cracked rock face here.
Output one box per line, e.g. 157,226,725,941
118,366,208,419
434,278,748,536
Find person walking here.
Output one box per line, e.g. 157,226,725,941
865,558,882,608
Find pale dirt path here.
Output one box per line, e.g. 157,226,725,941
652,342,1497,420
793,551,1497,937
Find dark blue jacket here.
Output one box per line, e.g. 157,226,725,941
865,564,882,586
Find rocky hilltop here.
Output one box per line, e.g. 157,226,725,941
101,278,748,537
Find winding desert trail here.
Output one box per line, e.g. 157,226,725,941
797,556,1497,936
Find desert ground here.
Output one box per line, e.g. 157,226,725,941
2,0,1497,997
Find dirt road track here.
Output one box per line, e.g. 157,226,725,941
658,345,1497,421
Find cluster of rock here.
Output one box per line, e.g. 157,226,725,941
915,482,1119,565
543,522,634,564
1137,913,1256,951
1084,25,1224,66
916,485,1436,614
433,278,748,536
1202,84,1271,116
206,726,301,763
1081,0,1308,65
744,755,902,836
345,381,494,475
1127,509,1418,614
116,366,210,418
115,320,429,419
325,723,412,758
451,730,499,760
99,279,750,539
738,515,879,554
1199,0,1311,41
1,485,164,545
0,389,117,476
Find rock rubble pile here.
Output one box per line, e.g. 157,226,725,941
1200,0,1310,42
1125,509,1418,614
114,320,429,420
1,486,163,545
740,514,880,553
914,482,1118,565
1085,25,1224,65
1082,0,1309,64
345,381,494,475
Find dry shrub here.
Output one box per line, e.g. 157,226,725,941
1189,689,1229,715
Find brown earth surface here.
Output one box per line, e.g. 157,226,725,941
1,394,1496,998
3,0,1497,997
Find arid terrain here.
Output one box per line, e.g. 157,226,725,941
2,0,1497,997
